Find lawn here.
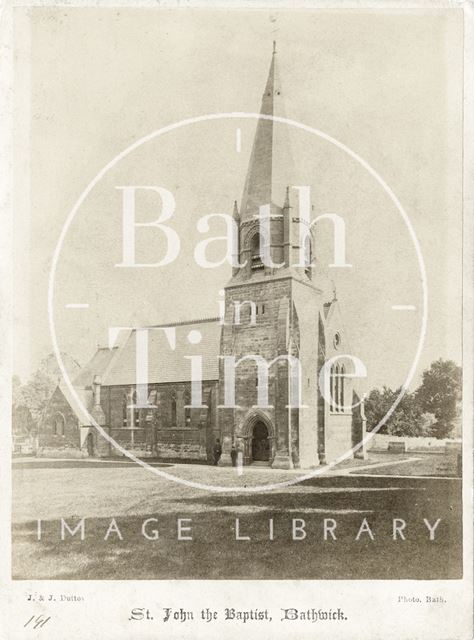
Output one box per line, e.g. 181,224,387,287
12,459,462,580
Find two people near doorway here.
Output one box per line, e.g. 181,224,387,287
213,422,271,466
213,439,244,467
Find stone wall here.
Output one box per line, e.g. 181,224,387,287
219,277,294,466
102,380,217,461
368,433,461,452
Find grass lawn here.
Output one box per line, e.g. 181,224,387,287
12,459,462,580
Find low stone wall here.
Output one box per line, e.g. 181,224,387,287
154,444,208,461
119,447,155,459
367,433,461,453
111,441,155,459
13,438,36,455
110,440,208,461
36,446,89,459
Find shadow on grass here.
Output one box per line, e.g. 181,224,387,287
12,478,462,581
12,459,174,470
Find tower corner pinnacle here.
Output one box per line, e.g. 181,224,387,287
232,200,240,219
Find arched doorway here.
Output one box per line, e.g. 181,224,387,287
251,422,270,462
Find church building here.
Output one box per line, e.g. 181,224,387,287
41,46,366,468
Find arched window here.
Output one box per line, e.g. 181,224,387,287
145,390,157,423
330,364,340,413
340,364,345,411
52,413,65,436
329,364,346,413
170,393,177,426
122,394,128,426
131,390,140,427
304,234,312,277
184,390,191,426
250,233,264,270
330,365,335,412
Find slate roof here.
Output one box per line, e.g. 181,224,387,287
101,318,221,386
52,347,120,426
72,347,119,388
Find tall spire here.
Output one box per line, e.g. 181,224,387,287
240,43,292,220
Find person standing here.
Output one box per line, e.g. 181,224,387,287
230,444,237,467
213,438,222,466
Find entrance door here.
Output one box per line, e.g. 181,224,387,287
251,422,270,462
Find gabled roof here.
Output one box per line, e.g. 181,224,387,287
101,318,221,386
48,348,119,426
58,383,93,426
72,347,119,388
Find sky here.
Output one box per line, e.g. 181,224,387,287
13,7,463,393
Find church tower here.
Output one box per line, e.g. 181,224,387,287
218,44,324,469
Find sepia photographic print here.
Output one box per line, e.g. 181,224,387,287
0,2,473,639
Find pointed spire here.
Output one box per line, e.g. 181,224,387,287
239,44,292,221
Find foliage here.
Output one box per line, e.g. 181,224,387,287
415,359,462,439
12,405,35,436
13,370,58,427
365,386,426,436
365,359,461,439
12,353,81,432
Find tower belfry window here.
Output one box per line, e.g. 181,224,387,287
251,233,264,270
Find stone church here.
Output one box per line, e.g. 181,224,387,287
41,46,366,468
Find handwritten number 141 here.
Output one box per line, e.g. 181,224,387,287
24,616,51,629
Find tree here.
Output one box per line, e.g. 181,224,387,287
12,352,81,432
415,359,461,439
365,386,426,436
364,386,394,434
13,369,58,427
12,405,35,437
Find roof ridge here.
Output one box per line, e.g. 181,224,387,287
139,317,220,329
